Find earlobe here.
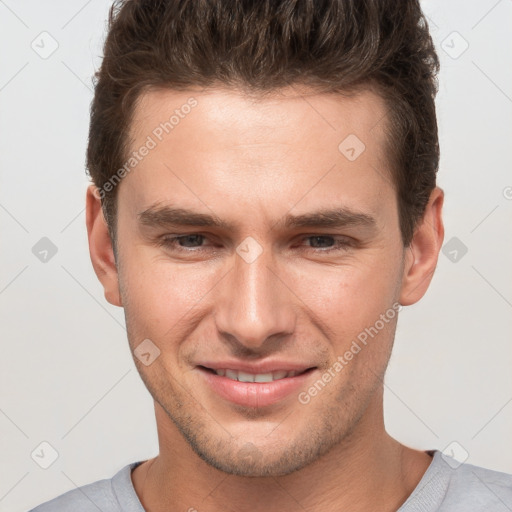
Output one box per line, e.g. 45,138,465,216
85,185,123,307
399,187,444,306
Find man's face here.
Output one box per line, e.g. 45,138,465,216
114,87,407,476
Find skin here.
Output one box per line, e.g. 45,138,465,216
86,86,444,511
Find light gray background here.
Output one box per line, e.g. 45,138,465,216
0,1,511,511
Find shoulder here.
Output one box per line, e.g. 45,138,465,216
440,456,512,510
400,450,512,511
28,463,143,512
28,478,118,512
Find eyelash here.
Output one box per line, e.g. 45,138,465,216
158,234,354,254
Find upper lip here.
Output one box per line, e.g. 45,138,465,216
197,360,315,374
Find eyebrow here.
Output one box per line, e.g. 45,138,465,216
138,205,376,232
139,206,235,230
281,208,376,230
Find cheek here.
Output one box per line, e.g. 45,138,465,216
119,250,221,342
288,255,402,342
119,234,403,352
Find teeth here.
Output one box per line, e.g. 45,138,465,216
254,373,273,383
214,369,300,382
238,371,255,383
225,369,238,380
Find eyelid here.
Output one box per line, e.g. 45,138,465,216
295,234,355,250
159,233,212,248
158,233,355,254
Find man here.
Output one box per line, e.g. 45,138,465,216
30,0,512,510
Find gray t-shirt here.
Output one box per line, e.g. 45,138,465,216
29,450,512,511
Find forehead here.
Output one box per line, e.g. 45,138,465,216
130,85,389,149
121,85,395,227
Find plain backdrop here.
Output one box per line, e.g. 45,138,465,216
0,1,511,511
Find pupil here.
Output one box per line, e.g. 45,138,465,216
311,236,333,248
181,235,202,247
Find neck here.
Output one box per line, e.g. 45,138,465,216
133,397,432,512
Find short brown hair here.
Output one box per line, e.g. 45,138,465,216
87,0,440,246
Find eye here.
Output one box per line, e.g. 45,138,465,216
157,233,355,256
299,235,354,252
307,236,335,248
160,234,210,251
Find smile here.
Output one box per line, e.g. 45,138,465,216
213,369,301,382
198,366,316,407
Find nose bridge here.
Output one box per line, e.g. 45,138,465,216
214,244,296,348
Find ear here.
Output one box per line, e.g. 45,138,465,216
399,187,444,306
85,185,122,307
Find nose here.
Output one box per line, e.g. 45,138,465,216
213,245,297,351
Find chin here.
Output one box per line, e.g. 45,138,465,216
177,419,339,478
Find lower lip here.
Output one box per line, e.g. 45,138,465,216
198,367,315,408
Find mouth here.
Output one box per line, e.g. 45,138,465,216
199,366,310,382
196,364,317,408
